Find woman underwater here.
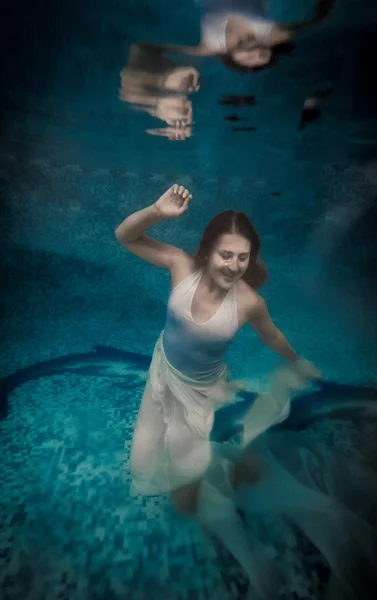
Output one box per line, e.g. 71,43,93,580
116,185,377,599
139,0,336,72
195,0,336,70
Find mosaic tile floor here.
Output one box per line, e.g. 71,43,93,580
1,347,376,600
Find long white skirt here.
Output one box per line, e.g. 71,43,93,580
130,331,239,494
130,330,303,495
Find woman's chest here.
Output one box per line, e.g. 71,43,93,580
190,289,226,324
190,284,251,328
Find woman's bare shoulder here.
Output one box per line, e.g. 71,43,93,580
170,252,198,288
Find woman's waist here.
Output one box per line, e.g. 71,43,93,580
163,321,230,362
151,332,235,415
159,331,228,386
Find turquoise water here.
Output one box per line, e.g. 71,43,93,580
1,1,377,599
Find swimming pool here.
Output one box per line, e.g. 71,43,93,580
1,1,377,599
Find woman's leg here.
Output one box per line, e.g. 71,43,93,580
130,378,167,484
231,453,263,487
196,477,281,599
165,396,213,489
171,480,202,515
170,445,279,598
171,479,270,598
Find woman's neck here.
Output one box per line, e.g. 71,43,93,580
200,269,229,300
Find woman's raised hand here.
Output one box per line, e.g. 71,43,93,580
154,184,192,218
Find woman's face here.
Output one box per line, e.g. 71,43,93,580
207,233,251,290
231,46,272,67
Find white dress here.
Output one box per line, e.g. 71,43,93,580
130,269,240,495
197,0,274,53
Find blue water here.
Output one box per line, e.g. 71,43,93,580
1,0,377,599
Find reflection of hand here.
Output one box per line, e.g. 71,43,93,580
155,97,193,127
163,66,200,93
146,126,192,141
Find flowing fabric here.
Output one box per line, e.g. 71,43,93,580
130,335,377,597
130,331,305,495
196,364,377,599
198,435,377,598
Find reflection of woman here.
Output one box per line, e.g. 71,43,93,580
198,0,279,68
145,125,193,141
115,184,321,595
157,0,335,71
119,43,199,133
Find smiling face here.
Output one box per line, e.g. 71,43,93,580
206,233,251,290
230,45,272,67
225,21,273,68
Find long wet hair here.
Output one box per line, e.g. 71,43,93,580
219,41,294,74
194,210,268,289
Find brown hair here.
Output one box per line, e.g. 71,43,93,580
219,41,294,73
194,210,268,289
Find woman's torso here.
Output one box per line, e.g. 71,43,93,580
162,256,256,381
170,256,253,322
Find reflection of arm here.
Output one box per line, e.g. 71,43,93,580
136,41,215,57
283,0,336,35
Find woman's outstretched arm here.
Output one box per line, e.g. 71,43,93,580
248,296,300,362
115,184,192,269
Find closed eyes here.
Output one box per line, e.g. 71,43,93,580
220,252,249,261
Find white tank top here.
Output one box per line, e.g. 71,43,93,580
163,270,239,381
201,12,274,53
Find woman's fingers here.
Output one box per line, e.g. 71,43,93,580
177,194,193,215
177,186,191,198
227,379,247,391
169,185,192,203
295,359,322,380
181,195,192,208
